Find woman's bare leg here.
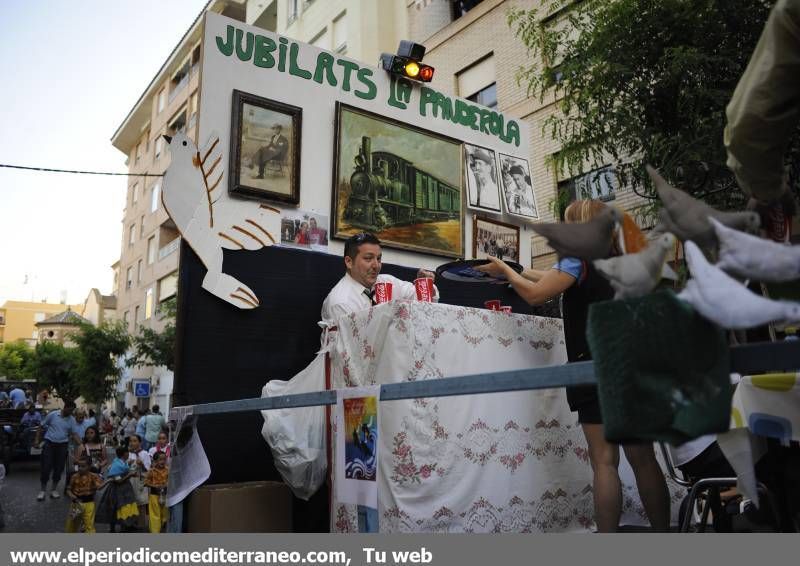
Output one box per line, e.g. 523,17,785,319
623,443,670,532
582,423,622,532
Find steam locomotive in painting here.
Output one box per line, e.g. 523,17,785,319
343,136,460,230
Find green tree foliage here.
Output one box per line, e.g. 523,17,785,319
31,341,82,403
128,297,177,372
0,341,35,379
509,0,776,214
71,321,130,405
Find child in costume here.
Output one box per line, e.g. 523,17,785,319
65,456,107,533
144,451,169,533
101,446,139,532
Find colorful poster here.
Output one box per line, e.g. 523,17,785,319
335,385,380,508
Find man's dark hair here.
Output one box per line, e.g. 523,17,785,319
116,446,129,458
152,405,160,413
63,400,76,410
344,232,381,261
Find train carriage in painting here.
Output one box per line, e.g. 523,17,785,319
344,136,460,231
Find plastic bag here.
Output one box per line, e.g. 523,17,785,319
260,353,327,500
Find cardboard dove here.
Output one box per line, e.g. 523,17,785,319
678,240,800,329
162,132,281,309
646,165,760,250
593,233,676,299
531,205,621,260
711,216,800,282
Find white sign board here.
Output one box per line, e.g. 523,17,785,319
197,12,534,273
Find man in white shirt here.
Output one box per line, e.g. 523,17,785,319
320,232,438,533
321,232,438,325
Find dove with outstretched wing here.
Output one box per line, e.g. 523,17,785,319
161,132,281,309
678,240,800,329
531,206,622,260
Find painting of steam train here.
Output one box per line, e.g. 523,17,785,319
333,103,464,258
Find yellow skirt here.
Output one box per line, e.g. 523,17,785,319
117,502,139,522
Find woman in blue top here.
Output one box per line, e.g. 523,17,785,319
477,199,670,532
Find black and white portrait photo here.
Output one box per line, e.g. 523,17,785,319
464,144,502,213
499,154,538,219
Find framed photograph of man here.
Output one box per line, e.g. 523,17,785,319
498,154,538,219
229,90,301,205
473,216,520,263
332,103,464,258
464,143,502,214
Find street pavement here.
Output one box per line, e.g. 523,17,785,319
1,458,71,532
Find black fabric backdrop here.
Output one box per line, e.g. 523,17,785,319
174,241,559,531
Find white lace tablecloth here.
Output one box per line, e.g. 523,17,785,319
329,301,684,532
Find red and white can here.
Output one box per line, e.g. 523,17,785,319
374,282,393,304
500,306,512,314
484,300,501,311
414,277,435,302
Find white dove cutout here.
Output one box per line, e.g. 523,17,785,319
678,240,800,329
162,132,281,309
593,233,676,299
710,217,800,282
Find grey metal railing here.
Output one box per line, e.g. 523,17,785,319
169,341,800,420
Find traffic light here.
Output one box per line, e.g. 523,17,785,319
380,41,435,83
380,54,435,82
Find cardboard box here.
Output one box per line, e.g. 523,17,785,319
187,481,292,532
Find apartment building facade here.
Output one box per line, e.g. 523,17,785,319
111,0,265,412
247,0,409,63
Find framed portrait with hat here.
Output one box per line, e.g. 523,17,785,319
228,89,302,205
464,143,502,214
498,153,538,219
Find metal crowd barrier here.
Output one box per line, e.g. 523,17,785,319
169,341,800,420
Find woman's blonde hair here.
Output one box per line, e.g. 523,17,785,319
563,199,609,224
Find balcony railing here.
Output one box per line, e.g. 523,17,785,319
158,237,181,261
168,74,189,105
